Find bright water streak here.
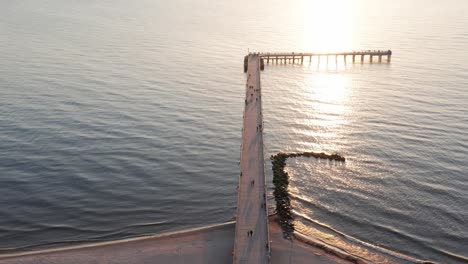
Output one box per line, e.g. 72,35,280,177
0,0,467,263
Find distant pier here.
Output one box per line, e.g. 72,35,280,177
244,50,392,72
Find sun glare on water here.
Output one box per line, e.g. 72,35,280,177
301,73,351,138
292,0,357,152
301,0,355,52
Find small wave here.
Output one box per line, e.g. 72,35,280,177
0,221,168,254
129,222,168,228
0,239,103,253
438,249,468,263
295,212,435,264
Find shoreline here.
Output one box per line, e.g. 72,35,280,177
0,222,236,259
0,217,356,264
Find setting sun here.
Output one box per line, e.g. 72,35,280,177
302,0,355,53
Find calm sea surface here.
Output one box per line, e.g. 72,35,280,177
1,0,467,263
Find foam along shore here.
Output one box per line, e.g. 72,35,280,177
0,218,355,264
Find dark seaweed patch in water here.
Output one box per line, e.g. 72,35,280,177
270,152,345,239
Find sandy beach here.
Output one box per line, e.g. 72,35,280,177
0,217,356,264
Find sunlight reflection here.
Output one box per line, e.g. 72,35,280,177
301,0,355,56
299,72,351,152
303,73,349,116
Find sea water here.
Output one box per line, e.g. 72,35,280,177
1,0,467,263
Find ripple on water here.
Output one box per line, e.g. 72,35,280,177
1,1,468,263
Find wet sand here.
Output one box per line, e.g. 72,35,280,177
269,220,355,264
0,218,355,264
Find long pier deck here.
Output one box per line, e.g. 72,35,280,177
233,54,270,264
235,49,391,262
244,50,392,72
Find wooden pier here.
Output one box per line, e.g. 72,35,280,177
234,54,270,264
244,50,392,72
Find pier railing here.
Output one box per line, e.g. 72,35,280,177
244,50,392,72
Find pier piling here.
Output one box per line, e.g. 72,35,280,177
250,50,392,68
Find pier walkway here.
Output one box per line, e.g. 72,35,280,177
244,50,392,71
233,54,270,264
